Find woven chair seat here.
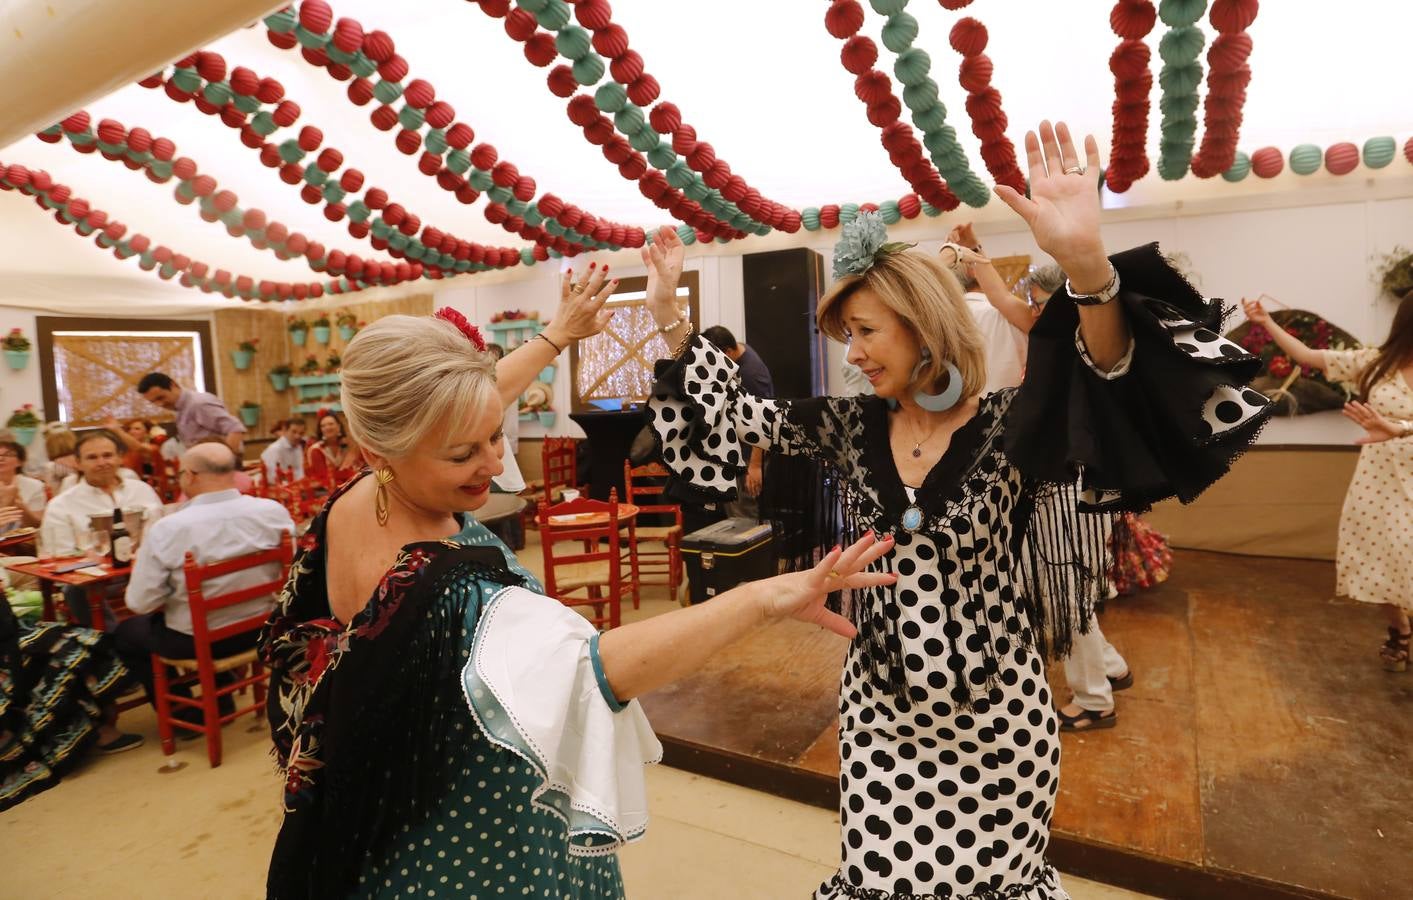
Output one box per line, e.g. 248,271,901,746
158,647,260,674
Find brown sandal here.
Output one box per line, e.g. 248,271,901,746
1381,628,1411,673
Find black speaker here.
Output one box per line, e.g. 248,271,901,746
742,248,826,400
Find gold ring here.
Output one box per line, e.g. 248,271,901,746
828,570,841,579
1063,165,1086,176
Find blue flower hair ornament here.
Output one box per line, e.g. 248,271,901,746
831,210,916,280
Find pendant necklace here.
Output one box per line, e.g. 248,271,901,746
899,409,942,532
905,411,941,459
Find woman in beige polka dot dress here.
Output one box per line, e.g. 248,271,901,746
1244,296,1413,670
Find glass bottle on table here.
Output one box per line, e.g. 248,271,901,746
109,507,133,567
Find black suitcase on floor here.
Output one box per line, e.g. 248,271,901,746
680,518,774,604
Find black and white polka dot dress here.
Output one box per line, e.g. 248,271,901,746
649,245,1271,900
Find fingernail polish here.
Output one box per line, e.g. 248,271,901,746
612,278,620,284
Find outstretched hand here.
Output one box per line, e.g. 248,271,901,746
1241,297,1274,328
764,532,898,638
550,262,617,344
1343,401,1404,445
641,226,685,324
994,121,1107,282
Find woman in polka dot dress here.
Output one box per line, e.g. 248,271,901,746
259,298,893,899
1243,294,1413,670
648,122,1270,900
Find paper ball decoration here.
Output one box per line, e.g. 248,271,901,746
1209,0,1259,33
1221,150,1250,181
1288,143,1322,175
949,18,988,56
1404,136,1413,165
841,36,877,75
1111,0,1157,39
1324,142,1359,176
298,0,333,34
825,0,865,39
1359,136,1394,169
880,12,919,54
1250,146,1282,178
959,54,993,92
1158,0,1206,27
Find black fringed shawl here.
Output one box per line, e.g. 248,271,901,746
649,244,1271,708
259,477,524,900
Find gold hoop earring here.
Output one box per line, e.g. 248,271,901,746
375,467,396,526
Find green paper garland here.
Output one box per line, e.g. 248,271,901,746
1363,136,1396,169
870,0,990,207
1155,0,1207,181
1288,143,1322,176
1221,150,1250,182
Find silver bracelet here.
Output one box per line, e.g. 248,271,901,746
1065,266,1120,306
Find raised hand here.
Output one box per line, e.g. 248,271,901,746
764,532,898,638
548,262,617,345
1241,297,1274,328
641,226,685,326
1343,401,1404,445
995,121,1109,288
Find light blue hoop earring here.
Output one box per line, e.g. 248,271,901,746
911,356,963,412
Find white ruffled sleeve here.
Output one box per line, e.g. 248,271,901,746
461,585,663,855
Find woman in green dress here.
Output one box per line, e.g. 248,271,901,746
261,267,895,899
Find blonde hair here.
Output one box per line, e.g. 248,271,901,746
44,423,76,458
817,250,987,397
340,315,499,459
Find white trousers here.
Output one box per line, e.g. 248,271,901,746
1063,619,1128,712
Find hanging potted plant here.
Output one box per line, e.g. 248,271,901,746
300,354,322,375
268,362,293,391
311,312,332,344
231,337,258,371
5,404,40,446
325,350,342,374
238,401,261,428
1373,246,1413,301
287,314,309,347
335,309,359,342
2,328,31,371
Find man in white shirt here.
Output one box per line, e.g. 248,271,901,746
113,443,294,717
260,417,307,482
40,431,164,627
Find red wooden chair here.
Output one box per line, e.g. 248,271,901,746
623,461,684,605
145,445,182,504
536,491,629,631
152,532,294,768
522,437,580,532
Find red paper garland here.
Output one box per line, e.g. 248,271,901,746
1188,0,1258,178
139,69,525,273
946,17,1025,195
261,18,627,255
0,160,399,301
1104,0,1155,192
474,0,758,241
51,112,414,286
822,6,958,213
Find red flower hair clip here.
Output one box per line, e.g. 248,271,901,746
435,307,487,351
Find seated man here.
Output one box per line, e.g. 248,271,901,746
114,444,294,723
260,417,306,482
40,431,164,628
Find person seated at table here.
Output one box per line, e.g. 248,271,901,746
103,416,161,478
34,423,78,496
305,411,362,487
0,439,46,530
261,417,306,483
39,431,164,629
1,600,145,813
114,443,294,727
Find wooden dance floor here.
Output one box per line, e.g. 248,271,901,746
638,550,1412,900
